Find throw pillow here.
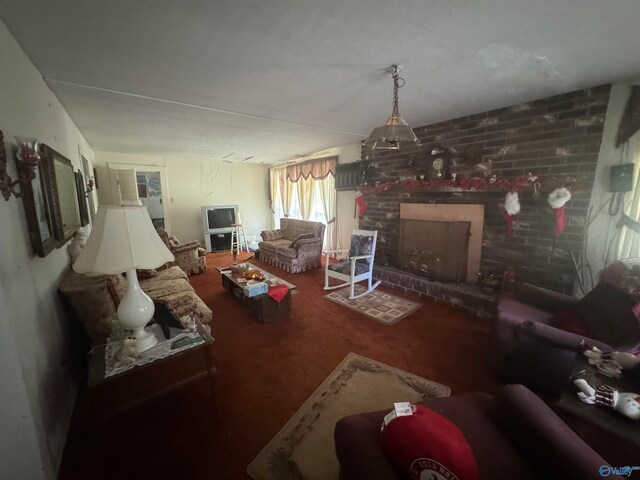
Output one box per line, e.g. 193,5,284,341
137,269,158,279
261,229,283,241
169,235,181,248
381,404,479,480
157,229,171,250
289,233,315,249
576,283,639,347
349,235,374,266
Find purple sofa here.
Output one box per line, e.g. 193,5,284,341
493,263,640,396
334,384,622,480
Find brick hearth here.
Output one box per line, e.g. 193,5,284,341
373,265,496,318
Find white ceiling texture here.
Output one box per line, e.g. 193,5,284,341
1,0,639,164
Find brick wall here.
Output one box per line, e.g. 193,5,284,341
360,85,611,293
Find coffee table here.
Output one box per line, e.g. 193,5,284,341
220,264,295,323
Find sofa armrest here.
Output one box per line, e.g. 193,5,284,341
492,384,622,479
172,241,201,254
261,229,284,241
334,412,400,480
507,282,578,313
521,320,614,352
293,237,322,250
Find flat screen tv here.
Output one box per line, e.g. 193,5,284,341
201,205,238,234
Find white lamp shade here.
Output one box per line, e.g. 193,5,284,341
73,205,175,275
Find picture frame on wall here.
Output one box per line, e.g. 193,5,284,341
75,170,90,227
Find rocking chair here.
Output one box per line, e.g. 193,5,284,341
324,229,381,299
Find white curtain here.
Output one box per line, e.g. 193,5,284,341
268,168,279,213
618,135,640,258
295,176,315,220
317,174,336,250
272,167,293,218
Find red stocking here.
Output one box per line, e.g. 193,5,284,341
355,192,367,216
554,207,566,237
503,211,514,237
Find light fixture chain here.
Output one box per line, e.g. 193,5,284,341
392,69,400,116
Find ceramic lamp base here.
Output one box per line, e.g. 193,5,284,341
131,326,158,352
118,270,157,353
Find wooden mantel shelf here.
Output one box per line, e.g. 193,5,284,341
358,174,589,195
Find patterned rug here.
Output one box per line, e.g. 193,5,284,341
246,353,450,480
324,285,422,325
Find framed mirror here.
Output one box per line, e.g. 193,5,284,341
19,144,58,257
40,144,81,243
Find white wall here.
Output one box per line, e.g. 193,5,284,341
94,152,271,243
0,19,95,479
581,83,640,292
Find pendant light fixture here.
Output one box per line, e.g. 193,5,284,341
363,64,421,151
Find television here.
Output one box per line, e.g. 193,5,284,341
202,205,238,234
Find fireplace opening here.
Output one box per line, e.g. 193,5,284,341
400,219,471,282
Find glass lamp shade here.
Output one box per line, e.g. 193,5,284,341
14,136,40,166
363,115,422,150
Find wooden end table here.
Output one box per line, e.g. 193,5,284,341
87,319,215,416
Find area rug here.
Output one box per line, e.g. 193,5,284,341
246,352,450,480
324,286,422,325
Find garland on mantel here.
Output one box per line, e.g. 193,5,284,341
358,173,588,194
355,173,585,239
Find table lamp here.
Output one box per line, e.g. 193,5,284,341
73,205,175,352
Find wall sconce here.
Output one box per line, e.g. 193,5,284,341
0,130,41,201
85,176,95,196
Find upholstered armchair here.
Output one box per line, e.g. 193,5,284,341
259,218,325,273
157,229,207,276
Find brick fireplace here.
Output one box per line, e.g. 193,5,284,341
360,85,611,314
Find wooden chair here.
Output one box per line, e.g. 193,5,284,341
324,229,381,299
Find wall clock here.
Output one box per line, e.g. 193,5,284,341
427,146,449,179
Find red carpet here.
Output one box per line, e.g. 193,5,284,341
58,253,500,480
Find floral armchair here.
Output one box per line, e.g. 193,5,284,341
157,229,207,276
259,218,325,273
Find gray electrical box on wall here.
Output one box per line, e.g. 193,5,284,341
610,163,635,193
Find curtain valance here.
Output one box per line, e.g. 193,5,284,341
286,156,337,182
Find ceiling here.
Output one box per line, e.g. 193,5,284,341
1,0,639,164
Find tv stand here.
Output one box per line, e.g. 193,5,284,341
205,232,231,252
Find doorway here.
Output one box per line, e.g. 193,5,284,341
136,171,165,230
105,162,172,234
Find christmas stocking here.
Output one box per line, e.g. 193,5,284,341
548,188,571,237
355,191,367,216
503,191,520,237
